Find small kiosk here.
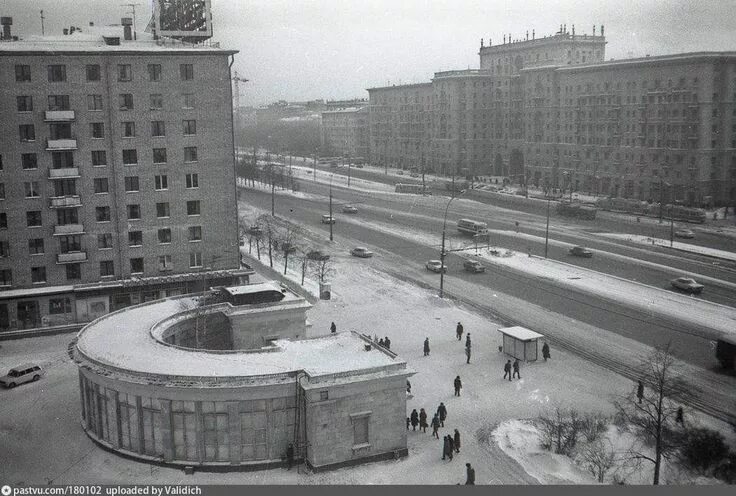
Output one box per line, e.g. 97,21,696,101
498,326,544,362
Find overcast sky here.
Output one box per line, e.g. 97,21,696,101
4,1,736,106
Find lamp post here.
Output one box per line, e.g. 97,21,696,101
439,189,466,298
544,198,551,258
313,147,318,182
329,174,334,242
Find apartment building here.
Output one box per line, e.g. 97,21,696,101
0,19,249,332
320,106,369,159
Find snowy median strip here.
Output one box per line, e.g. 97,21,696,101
595,232,736,262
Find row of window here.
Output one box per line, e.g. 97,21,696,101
6,147,198,170
14,63,195,83
16,121,198,142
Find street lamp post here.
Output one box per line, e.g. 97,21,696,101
439,189,465,298
544,198,551,258
329,175,334,242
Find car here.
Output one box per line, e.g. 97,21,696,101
569,246,593,258
321,215,336,224
351,247,374,258
426,260,447,273
0,363,44,388
342,205,359,214
397,171,404,175
410,173,419,178
307,250,330,261
355,164,364,168
670,277,704,294
463,260,485,273
674,229,695,239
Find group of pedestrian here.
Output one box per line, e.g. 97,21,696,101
442,431,460,460
378,336,391,349
456,322,472,364
503,359,521,381
408,408,430,432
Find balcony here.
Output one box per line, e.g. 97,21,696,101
49,196,82,208
57,251,87,264
44,110,76,122
53,224,84,236
48,167,80,179
46,138,77,150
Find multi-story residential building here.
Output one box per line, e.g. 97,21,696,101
0,19,249,332
320,106,369,160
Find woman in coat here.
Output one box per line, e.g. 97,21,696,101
453,429,461,453
419,408,428,432
410,409,419,431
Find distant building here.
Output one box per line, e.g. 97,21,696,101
320,106,369,160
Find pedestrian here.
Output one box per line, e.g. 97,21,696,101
447,435,455,460
330,322,337,333
465,345,471,364
384,336,391,349
454,375,462,396
513,359,521,379
453,429,461,453
676,406,684,425
465,463,475,485
431,413,441,439
378,338,385,347
419,408,428,433
637,380,644,404
437,402,447,427
423,337,430,356
286,443,294,470
456,322,464,341
410,409,419,431
542,342,551,361
442,435,450,460
515,221,520,233
406,417,410,430
503,360,512,381
465,333,471,349
406,379,412,394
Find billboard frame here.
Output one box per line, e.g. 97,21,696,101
153,0,213,39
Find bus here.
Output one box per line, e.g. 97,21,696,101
395,183,428,194
457,218,488,236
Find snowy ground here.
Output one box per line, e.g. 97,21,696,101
595,232,736,262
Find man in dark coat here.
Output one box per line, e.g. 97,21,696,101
676,406,684,425
513,359,521,379
637,380,644,404
410,409,419,431
406,417,410,430
330,322,337,333
384,336,391,349
286,443,294,470
465,333,471,349
378,338,385,347
503,360,512,381
447,435,454,460
456,322,464,341
419,408,428,433
442,435,451,460
437,402,447,427
453,429,461,453
431,413,441,439
465,463,475,484
423,337,430,356
542,342,550,361
465,345,471,364
454,376,462,396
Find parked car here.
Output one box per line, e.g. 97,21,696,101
463,260,485,273
355,164,364,169
674,229,695,239
342,205,358,214
670,276,704,294
0,363,44,388
306,250,330,261
426,260,447,273
321,215,336,224
569,246,593,258
351,247,374,258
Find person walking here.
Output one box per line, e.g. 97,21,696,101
453,429,461,453
637,380,644,404
465,463,476,485
406,417,410,430
503,360,512,381
431,413,441,439
437,402,447,427
454,375,462,396
378,338,385,347
419,408,428,433
465,333,471,349
423,337,430,356
465,344,471,364
542,342,550,361
456,322,464,341
410,409,419,431
447,435,454,460
384,336,391,350
330,322,337,334
513,359,521,379
442,435,451,460
676,406,684,425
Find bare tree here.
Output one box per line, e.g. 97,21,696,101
579,439,617,483
257,214,276,268
312,257,335,284
279,224,303,275
614,343,690,485
537,407,583,456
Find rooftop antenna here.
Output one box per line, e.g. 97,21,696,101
120,3,140,40
40,10,45,35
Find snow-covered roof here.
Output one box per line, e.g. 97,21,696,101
223,281,292,297
498,326,544,341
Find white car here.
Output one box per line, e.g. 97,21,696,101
426,260,447,273
674,229,695,239
351,247,374,258
321,215,336,224
0,364,44,388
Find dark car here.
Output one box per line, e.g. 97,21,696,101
670,277,704,294
350,247,374,258
569,246,593,258
463,260,485,273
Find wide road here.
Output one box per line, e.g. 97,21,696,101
241,182,734,371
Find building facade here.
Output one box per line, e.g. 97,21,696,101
0,20,248,333
320,106,369,160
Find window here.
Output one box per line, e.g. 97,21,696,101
86,64,101,81
152,148,167,164
0,241,9,258
128,231,143,246
31,266,47,284
26,211,42,227
130,258,144,274
184,147,198,162
154,175,168,190
189,252,202,268
158,255,172,271
15,65,31,82
19,124,35,142
352,414,370,446
16,96,33,112
29,238,45,255
52,151,74,169
148,64,162,82
96,206,111,222
118,64,132,81
158,228,171,244
119,93,134,110
0,183,4,200
156,202,170,218
49,122,72,140
22,153,38,170
320,391,329,401
0,154,2,171
122,122,136,138
100,260,114,277
90,122,105,138
0,213,6,229
122,149,138,165
188,226,202,241
183,120,197,135
186,200,200,216
182,93,196,109
124,176,139,192
48,65,67,82
127,204,141,220
97,233,113,250
93,178,109,193
24,181,40,198
0,269,11,286
150,94,163,110
91,150,107,166
151,121,166,137
48,95,70,111
87,95,103,111
186,173,199,188
56,208,78,226
59,235,81,253
180,64,194,80
66,263,81,281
